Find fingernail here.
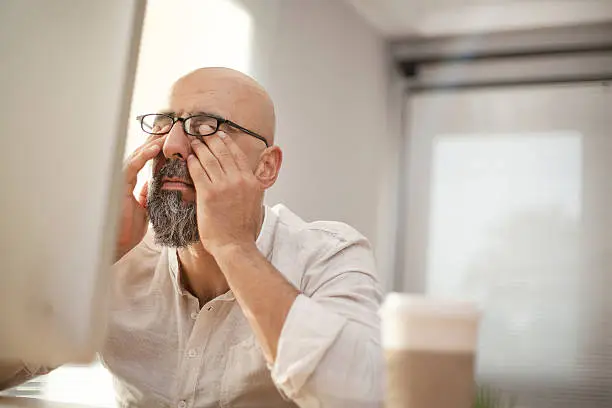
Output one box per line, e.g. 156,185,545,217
188,154,196,161
191,138,200,145
148,145,160,151
218,132,226,139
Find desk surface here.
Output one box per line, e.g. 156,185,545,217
0,397,94,408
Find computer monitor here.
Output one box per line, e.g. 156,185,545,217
0,0,146,366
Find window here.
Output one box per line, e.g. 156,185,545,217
404,82,612,407
427,133,583,381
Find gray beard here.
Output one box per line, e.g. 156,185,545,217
147,159,199,248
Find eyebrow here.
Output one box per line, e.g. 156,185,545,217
193,111,225,120
159,110,225,120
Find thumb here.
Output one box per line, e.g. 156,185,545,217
137,181,149,208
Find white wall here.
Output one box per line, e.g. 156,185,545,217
237,0,397,286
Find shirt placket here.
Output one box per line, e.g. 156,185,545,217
174,295,213,408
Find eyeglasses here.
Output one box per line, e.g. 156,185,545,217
136,113,269,147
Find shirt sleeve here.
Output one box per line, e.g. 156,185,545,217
0,361,52,391
270,230,384,408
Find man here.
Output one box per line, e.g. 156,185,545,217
0,68,383,407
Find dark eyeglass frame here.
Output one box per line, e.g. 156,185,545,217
136,113,270,147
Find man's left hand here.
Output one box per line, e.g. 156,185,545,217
187,133,263,256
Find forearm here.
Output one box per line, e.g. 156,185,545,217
213,243,300,363
270,295,383,407
0,361,47,391
295,323,383,407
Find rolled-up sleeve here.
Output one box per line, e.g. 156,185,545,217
0,361,52,391
271,229,384,407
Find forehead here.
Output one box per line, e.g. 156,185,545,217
169,83,238,118
168,74,261,117
166,71,275,141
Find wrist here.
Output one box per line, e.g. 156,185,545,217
210,241,260,262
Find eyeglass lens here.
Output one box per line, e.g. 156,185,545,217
141,114,219,136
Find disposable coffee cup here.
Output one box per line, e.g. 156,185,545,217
381,293,481,408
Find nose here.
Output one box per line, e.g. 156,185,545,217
162,119,192,160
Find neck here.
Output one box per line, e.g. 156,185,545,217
177,205,266,307
177,244,227,307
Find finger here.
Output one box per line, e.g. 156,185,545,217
137,181,149,208
128,134,162,160
203,132,238,174
187,153,211,186
190,138,224,182
125,135,168,164
144,132,161,144
130,134,166,158
219,132,251,172
124,142,162,192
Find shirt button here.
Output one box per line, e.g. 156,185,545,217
187,348,197,358
190,311,198,320
177,401,187,408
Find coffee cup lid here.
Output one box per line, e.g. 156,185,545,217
381,293,480,318
380,293,481,351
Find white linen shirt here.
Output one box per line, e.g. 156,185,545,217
101,204,384,408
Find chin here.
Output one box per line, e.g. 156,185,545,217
163,188,196,203
182,192,196,203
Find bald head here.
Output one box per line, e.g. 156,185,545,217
169,67,276,146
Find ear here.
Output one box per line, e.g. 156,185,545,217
254,146,282,189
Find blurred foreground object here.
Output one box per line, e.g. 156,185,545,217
381,293,481,408
0,0,145,366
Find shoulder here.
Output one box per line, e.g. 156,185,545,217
267,204,376,280
111,227,165,292
270,204,371,252
114,227,162,268
268,205,381,303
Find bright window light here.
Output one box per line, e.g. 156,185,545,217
427,131,583,381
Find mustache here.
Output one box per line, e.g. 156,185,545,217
153,158,193,185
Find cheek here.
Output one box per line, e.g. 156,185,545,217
234,139,261,171
241,152,260,173
153,156,164,176
250,156,262,173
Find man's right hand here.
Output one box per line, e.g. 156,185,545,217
114,135,167,263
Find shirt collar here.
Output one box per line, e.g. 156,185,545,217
167,205,277,296
255,204,276,261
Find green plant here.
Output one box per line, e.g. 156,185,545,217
473,385,516,408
